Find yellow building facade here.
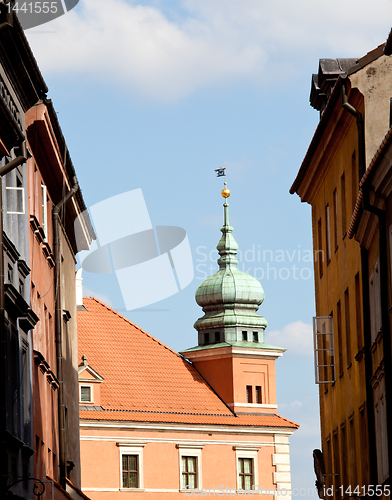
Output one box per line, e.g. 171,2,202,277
291,44,392,495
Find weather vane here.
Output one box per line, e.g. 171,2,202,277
215,165,230,198
215,165,226,179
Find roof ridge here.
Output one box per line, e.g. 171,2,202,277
83,297,181,358
275,413,300,428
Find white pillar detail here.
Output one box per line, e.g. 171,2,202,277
272,434,292,500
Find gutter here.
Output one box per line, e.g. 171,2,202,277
289,77,342,195
53,176,79,489
341,79,366,180
290,44,384,197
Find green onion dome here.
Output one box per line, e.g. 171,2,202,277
194,187,267,337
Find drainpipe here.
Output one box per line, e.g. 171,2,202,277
0,143,27,499
53,176,79,489
341,79,366,180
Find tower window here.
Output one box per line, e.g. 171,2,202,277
214,332,220,343
246,386,253,403
253,332,258,342
203,333,210,345
255,386,262,404
242,331,247,341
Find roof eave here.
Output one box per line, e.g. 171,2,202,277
290,76,343,197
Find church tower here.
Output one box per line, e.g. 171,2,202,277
181,184,285,414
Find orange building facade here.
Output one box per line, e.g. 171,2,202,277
26,99,94,499
291,43,392,494
1,9,94,500
78,190,298,498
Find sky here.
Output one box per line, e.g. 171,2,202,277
25,1,392,494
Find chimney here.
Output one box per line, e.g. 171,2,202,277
76,268,83,307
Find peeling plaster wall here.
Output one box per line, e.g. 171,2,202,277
350,55,392,166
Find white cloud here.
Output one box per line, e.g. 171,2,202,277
82,286,113,307
266,320,313,356
25,0,392,101
279,400,303,409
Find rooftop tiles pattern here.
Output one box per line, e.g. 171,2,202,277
79,409,299,428
78,298,298,429
78,298,232,415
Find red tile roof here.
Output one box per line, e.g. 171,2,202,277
78,298,298,429
79,409,298,428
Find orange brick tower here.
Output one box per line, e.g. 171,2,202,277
181,183,285,414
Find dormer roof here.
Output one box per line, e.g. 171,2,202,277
78,355,104,382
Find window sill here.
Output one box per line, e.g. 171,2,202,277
120,488,145,492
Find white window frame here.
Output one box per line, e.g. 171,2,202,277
6,186,25,214
389,224,392,293
313,316,335,384
234,447,260,492
41,184,48,241
118,444,145,491
369,258,381,344
79,384,94,403
325,203,331,263
177,444,204,492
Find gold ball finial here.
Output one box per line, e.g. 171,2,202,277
221,182,230,198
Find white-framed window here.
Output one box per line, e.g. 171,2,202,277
369,258,381,344
118,444,145,490
325,204,331,263
6,187,25,214
373,374,389,483
177,444,204,491
41,184,48,241
234,447,260,491
79,384,93,403
389,225,392,293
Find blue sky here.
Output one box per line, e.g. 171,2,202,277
25,1,392,493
